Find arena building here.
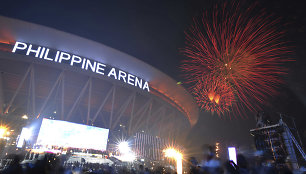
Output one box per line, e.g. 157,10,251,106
0,16,199,142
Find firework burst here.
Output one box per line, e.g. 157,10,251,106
181,1,291,117
193,75,236,116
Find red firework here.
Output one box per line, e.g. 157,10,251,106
181,1,291,117
193,75,236,116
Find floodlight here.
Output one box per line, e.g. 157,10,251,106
164,148,183,174
118,141,130,154
0,126,7,138
22,115,28,119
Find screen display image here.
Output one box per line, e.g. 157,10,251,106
228,147,237,164
17,127,32,148
36,119,109,151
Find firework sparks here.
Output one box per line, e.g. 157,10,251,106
193,75,236,116
181,1,291,117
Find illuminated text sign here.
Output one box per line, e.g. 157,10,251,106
12,41,150,92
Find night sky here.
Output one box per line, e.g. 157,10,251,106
1,0,305,157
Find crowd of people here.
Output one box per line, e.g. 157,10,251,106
0,152,173,174
187,145,300,174
0,145,303,174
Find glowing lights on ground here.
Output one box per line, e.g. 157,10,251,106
116,141,136,162
0,126,7,138
0,126,11,140
118,141,130,154
119,124,125,128
163,148,183,174
215,142,220,158
164,148,183,159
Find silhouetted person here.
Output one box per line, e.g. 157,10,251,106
138,164,144,174
188,157,199,174
144,167,150,174
199,144,222,174
253,152,277,174
237,154,249,174
224,161,238,174
2,154,23,174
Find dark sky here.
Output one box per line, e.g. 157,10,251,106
1,0,305,157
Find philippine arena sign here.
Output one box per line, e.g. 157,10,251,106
12,41,150,92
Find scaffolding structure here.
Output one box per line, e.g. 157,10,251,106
250,116,305,171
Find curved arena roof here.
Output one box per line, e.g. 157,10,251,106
0,16,199,135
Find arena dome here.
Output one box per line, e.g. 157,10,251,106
0,16,199,139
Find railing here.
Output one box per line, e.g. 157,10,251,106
280,120,306,161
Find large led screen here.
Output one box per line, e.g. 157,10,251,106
36,118,109,151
